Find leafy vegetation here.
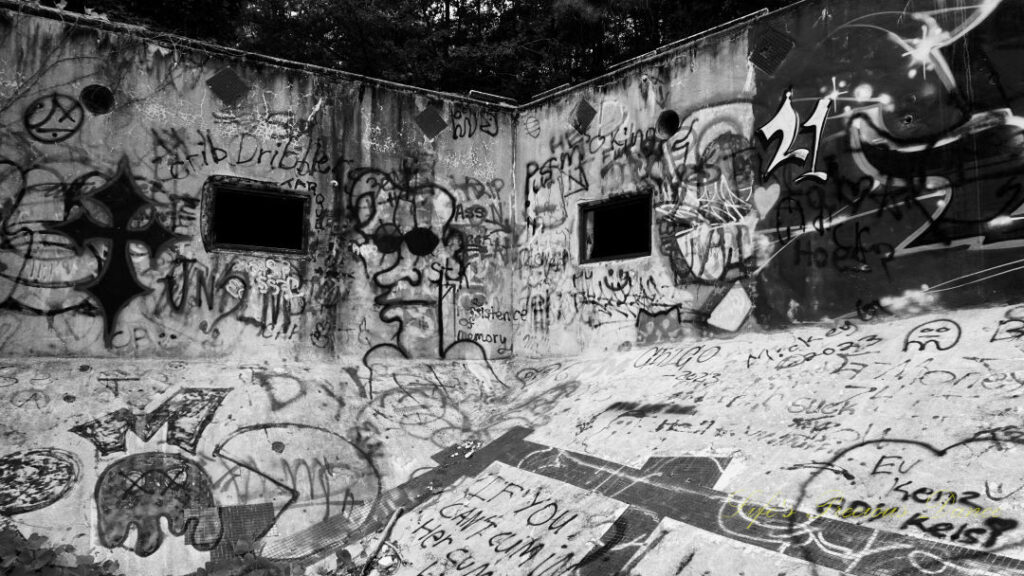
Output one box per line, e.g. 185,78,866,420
0,527,122,576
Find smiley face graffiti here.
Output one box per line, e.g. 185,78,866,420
904,319,962,352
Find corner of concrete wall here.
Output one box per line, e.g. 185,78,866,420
512,17,758,357
7,2,1024,576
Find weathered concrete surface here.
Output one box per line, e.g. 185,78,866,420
380,305,1024,576
514,0,1024,356
4,307,1024,575
0,3,515,361
8,0,1024,365
3,1,1024,576
515,28,755,356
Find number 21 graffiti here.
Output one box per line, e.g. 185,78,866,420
759,88,838,184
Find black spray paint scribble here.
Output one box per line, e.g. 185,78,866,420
70,387,230,455
347,163,507,398
0,448,79,515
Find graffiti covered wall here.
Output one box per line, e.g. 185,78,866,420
0,3,515,361
514,0,1024,356
5,1,1024,576
515,33,760,355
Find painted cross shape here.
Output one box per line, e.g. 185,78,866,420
49,156,186,347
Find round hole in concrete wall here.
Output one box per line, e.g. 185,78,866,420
79,84,115,114
657,109,680,138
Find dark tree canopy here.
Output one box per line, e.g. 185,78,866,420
41,0,795,101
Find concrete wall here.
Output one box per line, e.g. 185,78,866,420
514,28,756,355
5,1,1024,576
514,0,1024,356
0,3,515,362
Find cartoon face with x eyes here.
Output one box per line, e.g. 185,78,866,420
349,168,466,357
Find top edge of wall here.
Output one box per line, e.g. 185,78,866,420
518,0,822,110
0,0,517,110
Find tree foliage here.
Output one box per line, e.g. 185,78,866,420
41,0,795,101
0,527,123,576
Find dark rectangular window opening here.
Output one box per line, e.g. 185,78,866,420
580,193,651,263
203,177,310,254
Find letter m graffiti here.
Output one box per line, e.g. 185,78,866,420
70,388,230,455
